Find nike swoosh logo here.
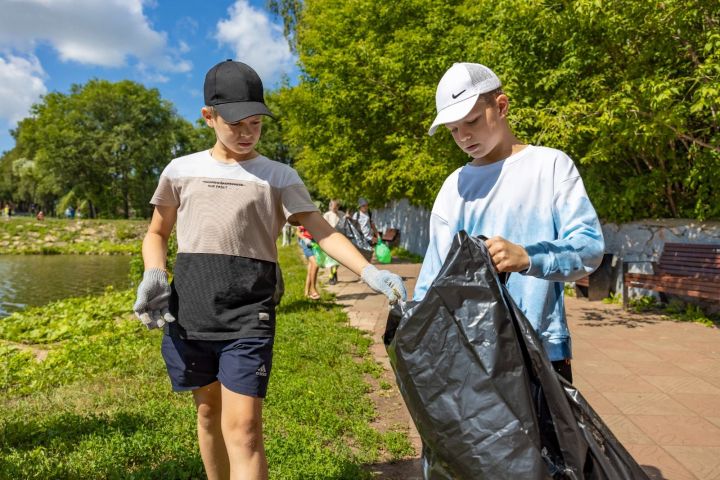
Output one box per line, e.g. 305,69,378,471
451,90,466,99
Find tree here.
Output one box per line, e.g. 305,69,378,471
275,0,461,208
276,0,719,221
12,79,199,218
0,149,17,204
546,0,720,221
267,0,303,53
256,91,297,165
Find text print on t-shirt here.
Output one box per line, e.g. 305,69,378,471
203,180,245,190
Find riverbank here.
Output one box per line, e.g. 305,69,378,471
0,217,146,255
0,243,414,479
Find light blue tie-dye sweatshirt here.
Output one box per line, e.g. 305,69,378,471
413,145,604,361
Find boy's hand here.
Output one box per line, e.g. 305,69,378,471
361,265,407,303
485,236,530,273
133,268,176,329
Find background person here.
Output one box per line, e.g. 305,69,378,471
281,221,293,246
351,197,378,246
297,225,320,299
323,199,345,284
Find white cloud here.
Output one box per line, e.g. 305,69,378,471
137,63,170,83
0,54,47,127
215,0,295,84
0,0,190,73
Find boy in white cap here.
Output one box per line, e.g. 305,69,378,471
133,60,407,480
415,63,604,381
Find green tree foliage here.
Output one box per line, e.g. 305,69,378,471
275,0,719,221
0,149,15,202
257,92,297,165
7,80,202,218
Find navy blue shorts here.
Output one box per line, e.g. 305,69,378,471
161,335,274,398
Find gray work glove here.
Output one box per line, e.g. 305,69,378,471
133,268,176,329
360,265,407,304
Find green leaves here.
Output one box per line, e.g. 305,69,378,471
4,80,209,219
276,0,719,220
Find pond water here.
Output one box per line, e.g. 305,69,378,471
0,255,132,317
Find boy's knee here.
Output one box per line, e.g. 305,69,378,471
222,415,263,449
196,401,222,430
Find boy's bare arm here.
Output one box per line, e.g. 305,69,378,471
142,205,178,270
292,211,370,275
292,211,407,302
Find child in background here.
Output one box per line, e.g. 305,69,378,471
323,199,345,284
297,225,320,299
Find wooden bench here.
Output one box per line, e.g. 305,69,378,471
622,243,720,309
381,228,400,247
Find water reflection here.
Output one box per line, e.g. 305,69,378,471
0,255,131,317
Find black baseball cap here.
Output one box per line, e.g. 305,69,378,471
204,59,274,123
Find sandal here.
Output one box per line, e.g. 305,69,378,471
306,292,321,300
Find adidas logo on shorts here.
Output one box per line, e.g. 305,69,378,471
255,364,268,377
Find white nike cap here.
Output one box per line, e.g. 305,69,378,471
428,63,502,136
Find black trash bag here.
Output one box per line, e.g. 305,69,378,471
384,231,649,480
341,216,373,255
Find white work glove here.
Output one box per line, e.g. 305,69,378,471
360,265,407,304
133,268,176,329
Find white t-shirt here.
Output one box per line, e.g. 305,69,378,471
323,210,346,229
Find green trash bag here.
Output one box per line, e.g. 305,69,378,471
311,242,339,268
375,237,392,264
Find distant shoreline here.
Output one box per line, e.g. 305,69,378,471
0,217,146,255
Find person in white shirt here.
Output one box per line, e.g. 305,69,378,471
323,199,345,284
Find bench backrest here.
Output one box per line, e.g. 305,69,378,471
382,228,399,242
657,243,720,278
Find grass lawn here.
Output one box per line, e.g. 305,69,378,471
0,243,413,479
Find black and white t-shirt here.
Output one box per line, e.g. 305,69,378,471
151,151,318,340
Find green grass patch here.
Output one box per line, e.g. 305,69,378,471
0,243,413,478
0,217,146,255
389,246,423,263
601,292,623,305
629,296,719,327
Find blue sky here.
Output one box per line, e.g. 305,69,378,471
0,0,299,154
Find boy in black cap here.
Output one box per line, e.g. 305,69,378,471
133,60,407,480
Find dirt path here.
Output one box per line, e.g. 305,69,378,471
325,262,423,479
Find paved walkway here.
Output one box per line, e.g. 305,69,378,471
325,262,720,480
